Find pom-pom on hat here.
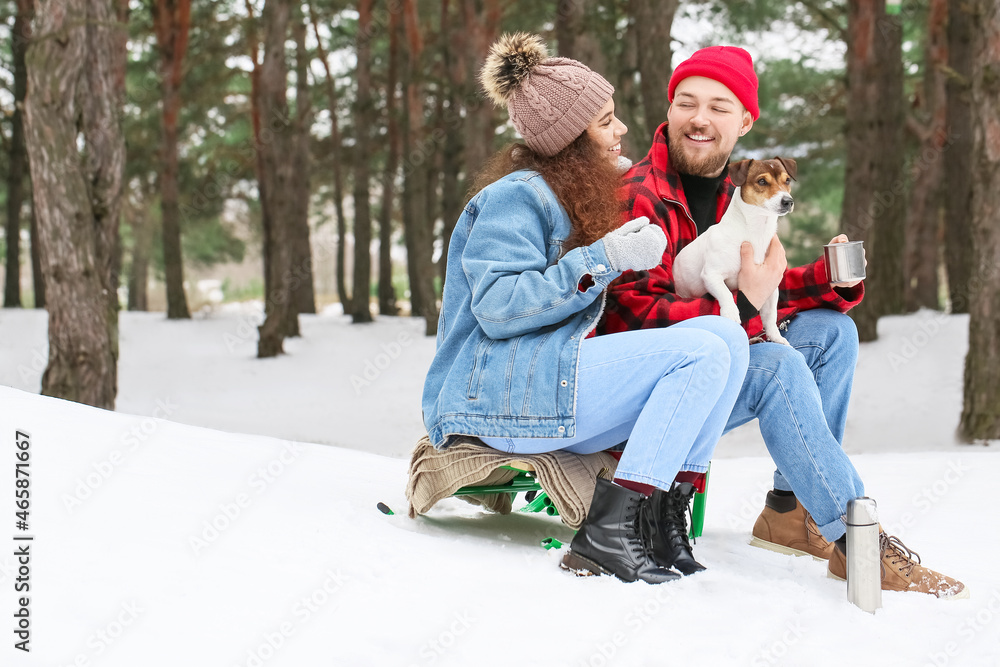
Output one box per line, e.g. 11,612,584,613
667,46,759,120
480,32,614,156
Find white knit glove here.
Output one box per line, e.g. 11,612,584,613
600,217,667,272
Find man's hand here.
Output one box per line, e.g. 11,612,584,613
738,235,787,310
827,234,867,288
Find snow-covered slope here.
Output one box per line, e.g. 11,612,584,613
0,307,998,666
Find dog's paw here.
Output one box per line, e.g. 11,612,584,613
719,303,741,323
765,329,790,345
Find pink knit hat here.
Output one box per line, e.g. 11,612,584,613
668,46,759,120
481,33,614,157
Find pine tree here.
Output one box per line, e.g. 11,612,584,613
23,0,128,408
959,0,1000,441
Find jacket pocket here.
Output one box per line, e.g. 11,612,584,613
520,331,553,416
466,336,496,400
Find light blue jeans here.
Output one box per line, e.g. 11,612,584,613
481,316,749,491
724,309,865,541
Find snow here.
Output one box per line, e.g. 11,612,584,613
0,306,998,667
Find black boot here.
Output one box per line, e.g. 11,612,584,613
645,482,706,575
561,479,680,584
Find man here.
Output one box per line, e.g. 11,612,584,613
600,46,965,597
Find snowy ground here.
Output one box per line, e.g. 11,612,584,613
0,306,998,667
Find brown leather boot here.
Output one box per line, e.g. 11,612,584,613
828,530,968,599
750,490,835,560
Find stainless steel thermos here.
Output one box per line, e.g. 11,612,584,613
846,497,882,613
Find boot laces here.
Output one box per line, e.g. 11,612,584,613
664,486,695,549
806,516,825,541
880,532,921,578
625,499,656,559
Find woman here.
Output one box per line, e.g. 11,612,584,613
421,33,749,583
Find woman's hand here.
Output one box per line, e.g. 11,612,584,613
601,217,667,272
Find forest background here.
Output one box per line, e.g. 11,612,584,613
0,0,997,441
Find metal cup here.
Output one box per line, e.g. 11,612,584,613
824,240,866,283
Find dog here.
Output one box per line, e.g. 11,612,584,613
673,157,797,345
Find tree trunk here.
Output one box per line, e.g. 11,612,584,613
556,0,580,57
630,0,676,145
556,0,603,68
256,0,301,356
425,92,442,280
4,0,34,308
350,0,375,324
560,0,606,74
401,0,438,335
290,13,316,315
437,114,463,285
616,8,643,158
28,198,43,308
437,0,463,284
127,189,154,311
379,6,402,316
400,3,424,319
460,0,499,197
244,0,270,304
307,0,350,309
127,215,152,311
400,80,423,318
153,0,192,319
959,0,1000,441
23,0,127,409
841,0,906,342
944,0,975,313
903,0,947,312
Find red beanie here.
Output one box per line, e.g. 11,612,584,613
667,46,759,120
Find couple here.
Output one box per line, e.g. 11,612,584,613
421,33,965,597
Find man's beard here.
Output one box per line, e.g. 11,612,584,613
666,126,731,177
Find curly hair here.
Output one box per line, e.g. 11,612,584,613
470,132,623,252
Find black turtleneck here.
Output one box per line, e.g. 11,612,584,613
679,169,729,236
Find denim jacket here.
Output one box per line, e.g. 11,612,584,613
422,170,621,448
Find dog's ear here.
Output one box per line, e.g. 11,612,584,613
774,156,798,181
729,159,753,187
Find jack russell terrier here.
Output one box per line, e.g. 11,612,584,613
673,157,797,345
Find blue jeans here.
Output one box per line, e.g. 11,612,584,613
481,316,749,491
723,309,865,541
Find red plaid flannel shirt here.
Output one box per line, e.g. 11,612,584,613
599,122,864,338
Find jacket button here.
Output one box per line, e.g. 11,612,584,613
558,426,565,433
560,380,568,387
596,264,607,272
